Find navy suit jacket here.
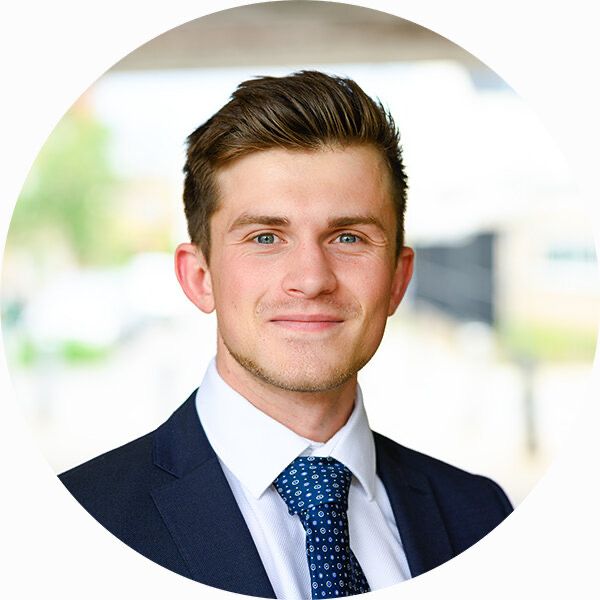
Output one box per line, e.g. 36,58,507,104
59,392,512,596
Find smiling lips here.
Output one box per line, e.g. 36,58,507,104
269,314,344,331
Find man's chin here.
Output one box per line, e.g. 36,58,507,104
256,372,352,394
229,350,358,394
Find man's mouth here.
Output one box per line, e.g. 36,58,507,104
269,314,344,331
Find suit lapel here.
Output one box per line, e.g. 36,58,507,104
150,395,454,590
374,433,454,577
151,394,276,598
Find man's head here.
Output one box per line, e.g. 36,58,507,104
182,70,407,263
176,71,413,395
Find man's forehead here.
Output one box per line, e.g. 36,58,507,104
210,145,396,230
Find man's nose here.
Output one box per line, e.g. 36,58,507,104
281,241,338,299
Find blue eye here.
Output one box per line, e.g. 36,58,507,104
337,233,360,244
254,233,278,244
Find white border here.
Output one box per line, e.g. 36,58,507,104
1,1,598,598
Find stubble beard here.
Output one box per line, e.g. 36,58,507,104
220,296,374,393
223,337,370,393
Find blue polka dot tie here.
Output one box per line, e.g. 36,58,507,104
274,456,371,598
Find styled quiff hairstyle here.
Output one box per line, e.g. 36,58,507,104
183,70,407,262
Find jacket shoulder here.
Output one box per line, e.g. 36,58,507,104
60,430,159,495
58,429,187,575
59,391,201,503
374,431,512,508
374,430,512,557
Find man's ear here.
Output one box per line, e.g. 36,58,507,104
388,246,414,316
174,243,215,313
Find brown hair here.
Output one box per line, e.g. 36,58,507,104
183,70,407,261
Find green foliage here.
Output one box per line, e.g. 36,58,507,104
15,337,38,366
14,336,110,366
8,105,122,265
498,321,597,363
60,340,110,363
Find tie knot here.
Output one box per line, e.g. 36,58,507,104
274,456,352,516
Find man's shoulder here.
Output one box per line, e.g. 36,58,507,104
373,431,513,512
57,419,190,576
373,431,512,572
59,391,202,497
60,430,157,491
58,428,178,523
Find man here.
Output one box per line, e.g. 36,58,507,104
60,71,512,598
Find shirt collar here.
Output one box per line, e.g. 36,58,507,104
195,358,376,501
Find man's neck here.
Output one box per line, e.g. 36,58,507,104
215,351,357,443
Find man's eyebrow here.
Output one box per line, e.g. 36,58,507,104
228,213,387,233
228,214,291,232
327,215,386,230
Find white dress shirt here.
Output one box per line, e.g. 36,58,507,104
195,359,411,599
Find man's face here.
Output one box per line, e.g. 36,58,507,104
198,144,413,393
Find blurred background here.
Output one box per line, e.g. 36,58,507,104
1,1,598,505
